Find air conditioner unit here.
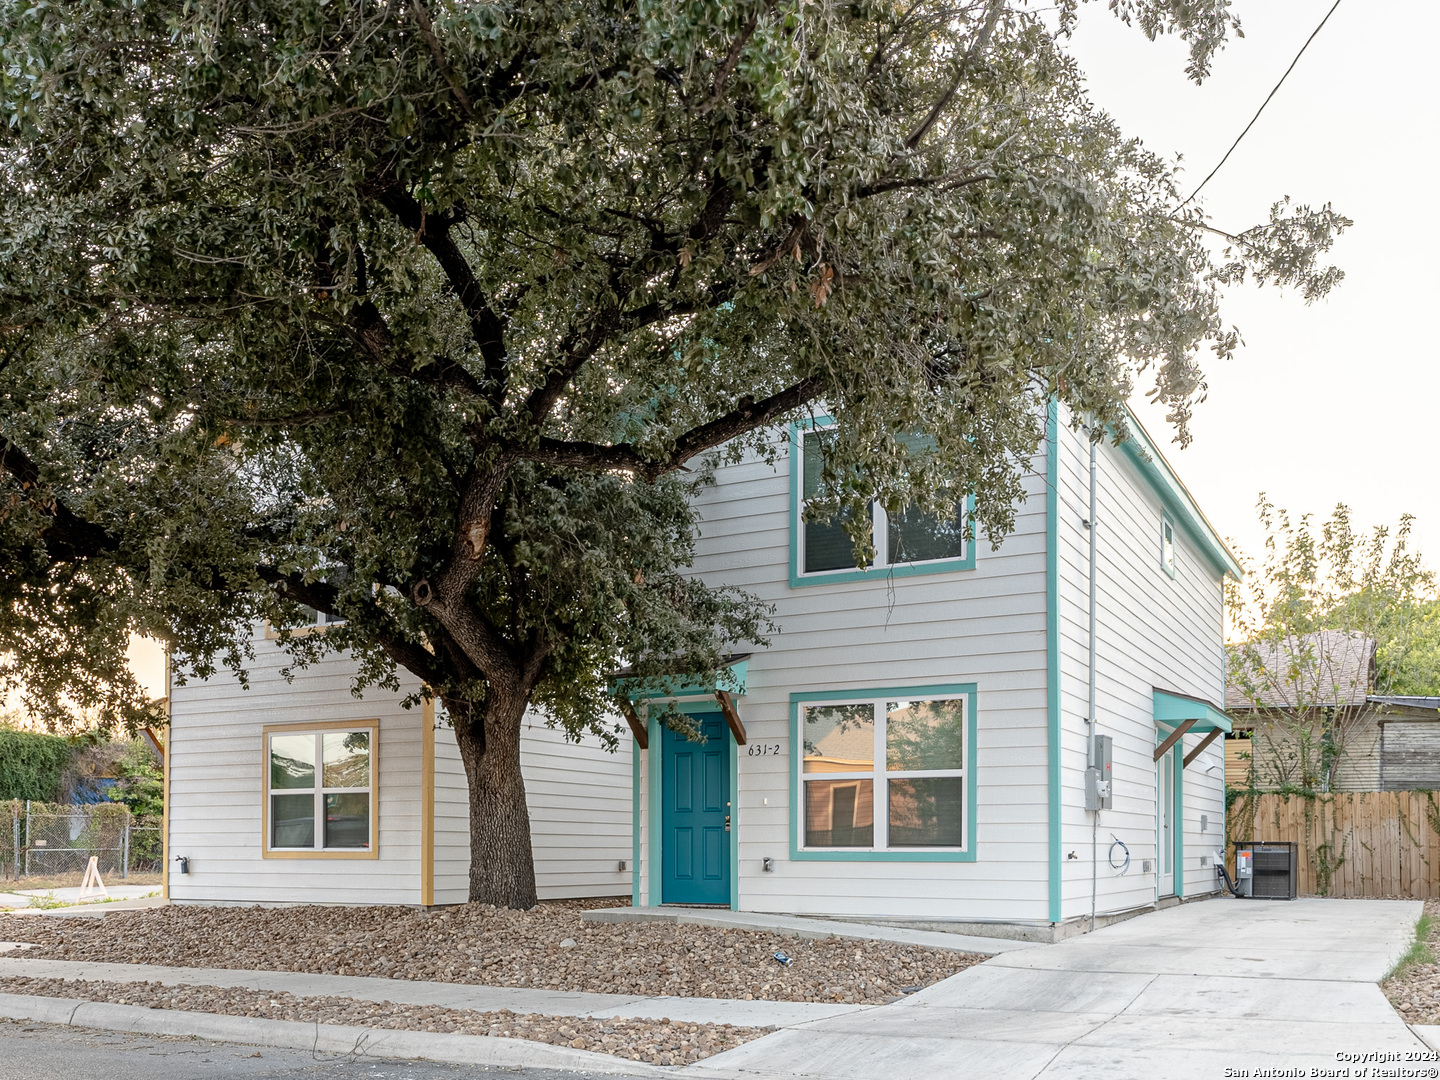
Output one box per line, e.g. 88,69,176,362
1233,841,1297,900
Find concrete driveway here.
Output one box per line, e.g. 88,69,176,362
695,897,1428,1080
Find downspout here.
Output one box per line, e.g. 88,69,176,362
1088,431,1099,931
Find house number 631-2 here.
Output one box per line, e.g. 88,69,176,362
747,744,782,756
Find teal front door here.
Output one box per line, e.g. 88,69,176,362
661,710,731,905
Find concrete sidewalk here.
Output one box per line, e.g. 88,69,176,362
0,887,160,911
691,897,1429,1080
0,955,864,1028
582,907,1041,956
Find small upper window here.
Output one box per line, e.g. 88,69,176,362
798,427,967,578
1162,518,1176,577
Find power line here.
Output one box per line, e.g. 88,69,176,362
1178,0,1344,210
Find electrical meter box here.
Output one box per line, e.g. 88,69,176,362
1085,734,1113,811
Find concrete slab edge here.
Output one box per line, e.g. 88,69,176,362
1411,1025,1440,1052
0,991,678,1077
0,955,861,1027
580,909,1032,955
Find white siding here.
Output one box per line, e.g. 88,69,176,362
168,635,423,906
171,633,632,905
1053,409,1227,919
432,724,470,905
670,435,1052,924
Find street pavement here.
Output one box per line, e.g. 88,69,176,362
0,1018,653,1080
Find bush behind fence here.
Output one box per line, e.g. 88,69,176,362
1227,789,1440,898
0,800,160,881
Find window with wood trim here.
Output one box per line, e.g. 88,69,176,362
265,725,375,853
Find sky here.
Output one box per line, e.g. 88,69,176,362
1061,0,1440,570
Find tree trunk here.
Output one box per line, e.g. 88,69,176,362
452,690,537,908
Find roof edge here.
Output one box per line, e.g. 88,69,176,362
1118,408,1243,581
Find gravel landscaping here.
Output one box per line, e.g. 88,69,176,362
0,975,761,1065
0,900,981,1004
1383,898,1440,1023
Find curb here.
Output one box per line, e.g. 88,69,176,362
0,992,684,1076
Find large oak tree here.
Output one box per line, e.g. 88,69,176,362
0,0,1345,905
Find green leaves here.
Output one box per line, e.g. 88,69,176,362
0,0,1346,740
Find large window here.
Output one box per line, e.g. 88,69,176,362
264,724,377,856
795,425,970,582
798,692,969,853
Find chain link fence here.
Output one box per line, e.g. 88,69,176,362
0,800,160,882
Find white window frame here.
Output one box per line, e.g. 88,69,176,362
798,693,968,853
262,720,379,859
796,424,969,579
1161,516,1177,578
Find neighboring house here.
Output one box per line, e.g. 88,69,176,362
618,406,1239,938
1362,695,1440,791
1225,631,1381,791
165,623,633,906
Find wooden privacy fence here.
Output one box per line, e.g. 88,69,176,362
1227,790,1440,898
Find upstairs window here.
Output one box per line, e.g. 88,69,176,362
796,426,969,582
1162,517,1176,578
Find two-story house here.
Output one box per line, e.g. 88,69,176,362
162,403,1235,938
620,404,1238,938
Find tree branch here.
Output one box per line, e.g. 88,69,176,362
517,375,825,479
705,14,759,112
374,185,508,403
904,0,1005,150
0,435,117,561
410,0,478,119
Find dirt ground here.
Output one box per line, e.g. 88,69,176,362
0,975,762,1065
0,898,981,1004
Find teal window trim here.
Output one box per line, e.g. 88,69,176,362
787,417,976,588
1045,399,1061,922
1161,515,1177,579
788,683,977,863
645,702,740,911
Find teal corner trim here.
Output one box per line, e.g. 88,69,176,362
646,712,662,907
787,683,978,863
645,702,740,910
1153,690,1232,733
631,742,641,907
787,418,977,588
1117,410,1242,581
1045,400,1062,924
